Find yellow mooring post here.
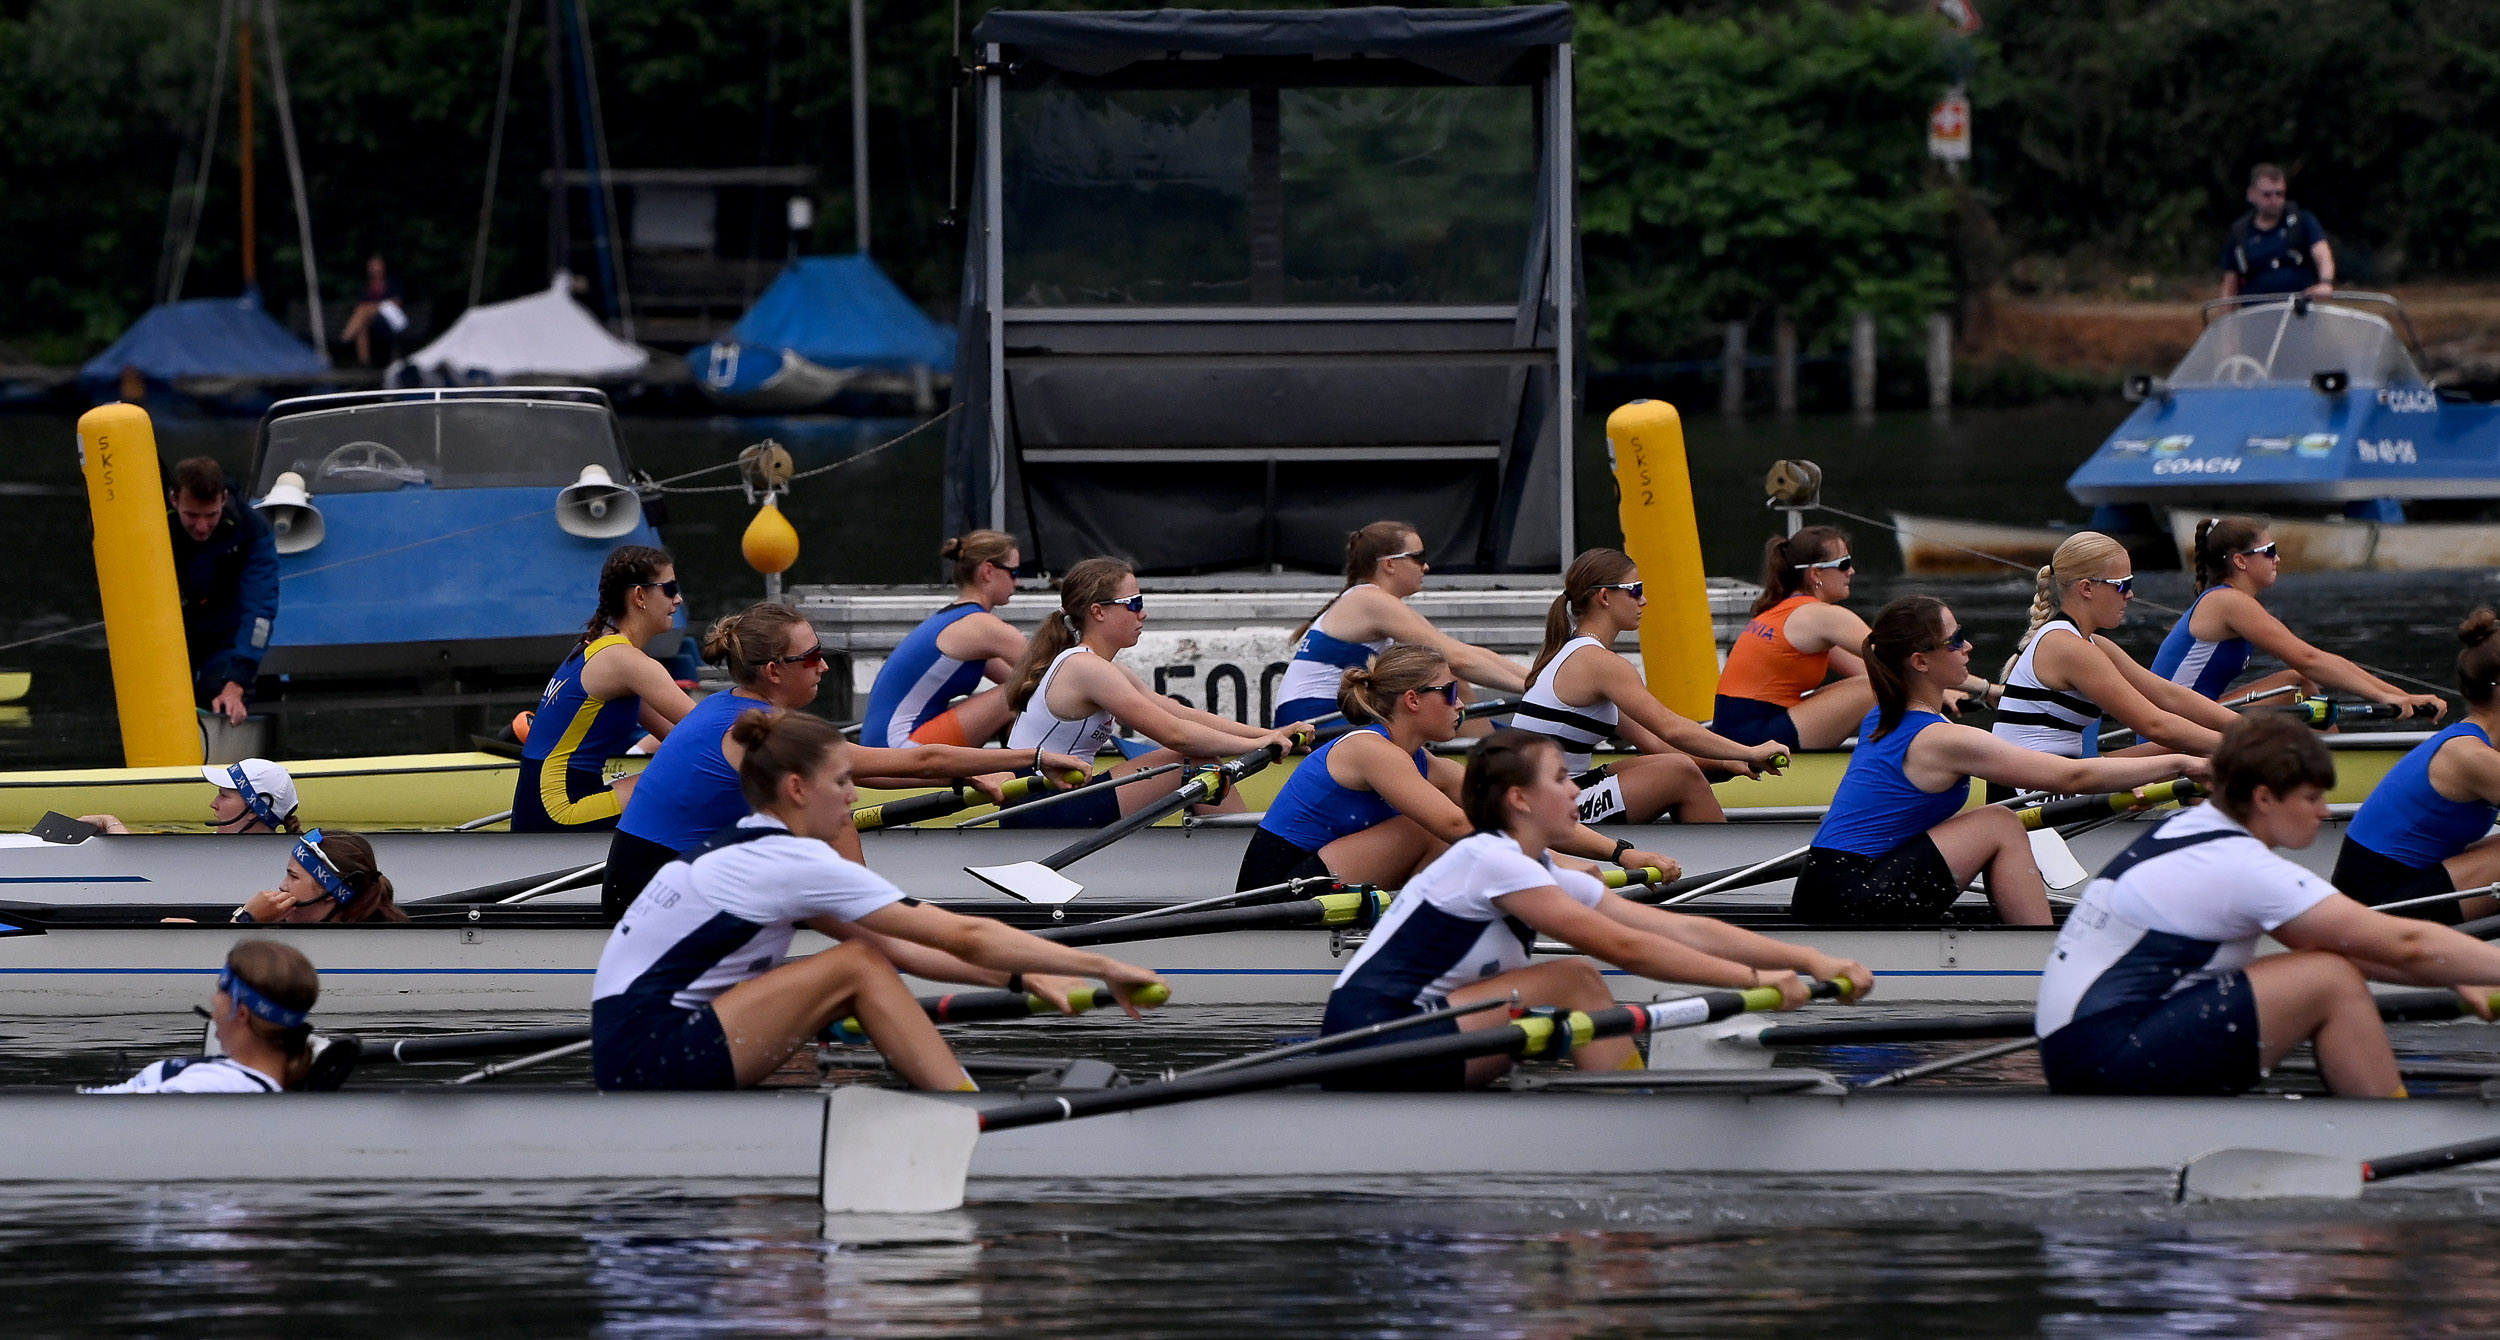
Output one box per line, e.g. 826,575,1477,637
1606,399,1717,720
77,403,203,767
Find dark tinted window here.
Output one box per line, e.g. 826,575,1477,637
258,401,625,494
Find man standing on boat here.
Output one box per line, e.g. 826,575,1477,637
168,457,278,726
2219,164,2336,299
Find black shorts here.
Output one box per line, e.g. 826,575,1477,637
591,996,737,1091
1237,826,1332,891
602,830,681,921
2039,973,2265,1096
996,768,1128,829
1315,988,1466,1092
2331,839,2462,925
1712,695,1802,751
1790,836,1962,923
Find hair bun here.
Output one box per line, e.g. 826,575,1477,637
939,537,963,560
2461,608,2499,649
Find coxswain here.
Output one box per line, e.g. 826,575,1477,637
1235,645,1672,890
2037,712,2500,1097
2331,609,2498,923
1313,728,1871,1091
604,603,1089,917
1995,532,2236,761
511,545,697,832
1794,597,2202,925
82,941,318,1093
1002,558,1302,828
1271,521,1527,727
1513,549,1786,825
590,710,1164,1091
230,829,405,924
2152,516,2445,717
859,530,1031,748
81,758,302,836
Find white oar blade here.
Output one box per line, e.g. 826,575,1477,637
966,861,1085,905
2176,1147,2363,1202
1642,1015,1775,1071
2028,828,2091,891
821,1087,978,1215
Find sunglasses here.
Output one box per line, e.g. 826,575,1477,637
771,645,829,669
1385,550,1428,565
1795,555,1855,574
1093,594,1146,614
1598,581,1645,602
1415,681,1463,706
1928,628,1973,653
636,579,682,599
2240,542,2280,561
2083,576,2136,596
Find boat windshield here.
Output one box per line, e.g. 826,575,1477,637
2169,301,2424,389
256,399,627,495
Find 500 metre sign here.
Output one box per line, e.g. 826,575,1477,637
1136,628,1297,731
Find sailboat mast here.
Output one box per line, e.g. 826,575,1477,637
544,0,569,284
238,13,256,289
851,0,869,255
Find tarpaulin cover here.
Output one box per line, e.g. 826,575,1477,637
697,256,955,374
79,292,325,390
975,5,1571,80
396,275,648,383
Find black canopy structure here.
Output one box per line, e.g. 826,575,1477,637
943,5,1582,575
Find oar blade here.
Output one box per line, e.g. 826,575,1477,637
967,861,1086,905
2028,828,2090,891
2176,1147,2363,1202
821,1087,978,1214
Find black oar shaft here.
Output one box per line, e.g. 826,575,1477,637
1035,735,1306,872
852,785,971,832
1036,897,1333,946
383,1024,591,1063
2366,1134,2500,1183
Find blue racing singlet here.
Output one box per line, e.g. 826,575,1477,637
617,691,776,853
1813,709,1969,857
1272,587,1392,724
514,633,645,830
1258,725,1430,853
861,602,989,747
2345,723,2500,868
2150,588,2253,700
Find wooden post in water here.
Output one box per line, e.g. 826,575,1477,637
1718,320,1746,418
1849,311,1877,420
1773,314,1797,417
1926,312,1954,415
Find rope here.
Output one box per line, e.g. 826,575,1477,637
0,620,105,655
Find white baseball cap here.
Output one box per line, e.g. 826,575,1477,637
203,758,300,828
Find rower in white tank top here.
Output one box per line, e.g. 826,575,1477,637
1508,636,1635,823
1992,619,2104,758
1007,646,1118,759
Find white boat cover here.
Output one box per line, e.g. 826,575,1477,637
392,274,648,384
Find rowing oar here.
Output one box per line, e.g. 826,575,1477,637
405,861,607,906
822,981,1168,1043
2182,1130,2500,1202
2013,777,2203,831
966,729,1319,905
853,772,1076,832
2094,684,2298,749
942,764,1186,829
818,981,1840,1213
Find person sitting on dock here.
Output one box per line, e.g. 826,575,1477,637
232,830,406,924
859,530,1031,749
2037,712,2500,1098
2331,609,2500,924
512,545,697,832
1512,548,1786,825
1271,521,1528,728
80,758,302,836
590,709,1164,1091
1794,597,2202,925
605,603,1089,918
1235,645,1671,891
1313,728,1870,1092
2153,516,2446,719
169,455,278,727
1995,532,2238,763
82,941,319,1093
1000,558,1302,828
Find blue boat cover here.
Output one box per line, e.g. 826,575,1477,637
692,256,954,376
78,291,325,393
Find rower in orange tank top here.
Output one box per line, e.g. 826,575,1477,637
1714,529,1884,751
1721,595,1830,707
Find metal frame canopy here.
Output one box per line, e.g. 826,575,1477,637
943,5,1580,575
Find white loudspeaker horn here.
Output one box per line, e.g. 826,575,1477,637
556,465,642,539
253,471,326,554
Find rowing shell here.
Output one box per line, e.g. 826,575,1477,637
11,1083,2500,1188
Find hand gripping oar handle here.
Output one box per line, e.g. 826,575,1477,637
2015,778,2204,831
854,774,1058,832
1036,886,1392,948
1029,732,1312,873
823,981,1171,1044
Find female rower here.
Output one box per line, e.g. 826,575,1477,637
1314,729,1872,1090
81,758,302,836
1235,645,1672,890
859,530,1030,748
1513,549,1786,824
231,830,406,924
1003,558,1301,827
2331,609,2499,923
2037,711,2500,1097
1794,597,2203,925
1995,532,2238,760
590,710,1163,1090
83,941,320,1093
2152,515,2444,717
605,603,1088,917
1714,528,1877,750
512,545,698,832
1271,520,1528,727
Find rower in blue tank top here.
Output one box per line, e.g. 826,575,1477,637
2330,608,2500,925
512,547,697,833
858,532,1031,748
1268,522,1528,727
2150,586,2253,699
1234,647,1671,892
1792,597,2202,925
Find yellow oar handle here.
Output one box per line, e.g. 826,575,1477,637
1316,888,1396,926
1065,981,1171,1012
1767,753,1791,771
1601,866,1667,889
1737,985,1789,1012
2014,777,2206,831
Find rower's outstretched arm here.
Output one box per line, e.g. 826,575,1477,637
1357,591,1529,693
1498,886,1801,1002
2041,631,2221,755
1588,650,1782,773
2276,895,2500,996
811,914,1078,1008
1915,721,2204,797
2102,639,2244,731
1082,659,1297,758
2220,593,2447,718
1595,893,1873,999
850,901,1164,1016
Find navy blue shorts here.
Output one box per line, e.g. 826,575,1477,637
1712,695,1803,751
2038,972,2264,1096
2331,839,2462,925
1791,836,1961,923
1316,989,1466,1092
997,739,1162,829
1273,696,1338,730
592,996,738,1090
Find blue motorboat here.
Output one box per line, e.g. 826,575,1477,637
2067,294,2500,526
245,386,671,681
689,256,953,414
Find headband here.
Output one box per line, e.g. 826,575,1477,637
228,765,285,829
218,964,310,1031
291,829,360,907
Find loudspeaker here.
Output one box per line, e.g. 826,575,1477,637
253,471,326,554
556,465,642,539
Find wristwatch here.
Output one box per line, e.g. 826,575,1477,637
1609,838,1633,865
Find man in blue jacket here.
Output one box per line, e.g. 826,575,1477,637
2220,164,2337,299
169,457,279,724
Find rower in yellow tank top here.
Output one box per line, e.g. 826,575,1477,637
511,546,699,832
